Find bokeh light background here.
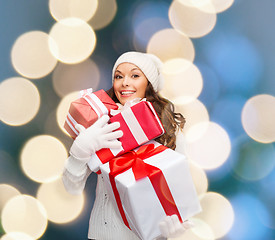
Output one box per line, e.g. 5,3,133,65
0,0,275,239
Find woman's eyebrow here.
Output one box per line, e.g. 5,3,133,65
131,68,140,71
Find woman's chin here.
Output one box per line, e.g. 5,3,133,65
119,95,136,105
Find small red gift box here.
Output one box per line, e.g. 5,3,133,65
100,141,201,240
88,100,165,172
64,89,118,139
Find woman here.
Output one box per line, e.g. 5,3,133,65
63,52,193,240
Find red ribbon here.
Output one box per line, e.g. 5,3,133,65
108,144,182,229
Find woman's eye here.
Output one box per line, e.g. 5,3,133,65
132,74,139,78
115,75,122,79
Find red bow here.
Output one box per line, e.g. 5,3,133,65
109,144,166,180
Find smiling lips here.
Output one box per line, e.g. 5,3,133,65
120,90,136,97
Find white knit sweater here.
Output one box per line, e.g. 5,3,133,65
62,131,186,240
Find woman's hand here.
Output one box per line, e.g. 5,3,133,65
70,115,123,159
159,215,194,238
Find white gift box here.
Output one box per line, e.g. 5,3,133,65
100,141,201,240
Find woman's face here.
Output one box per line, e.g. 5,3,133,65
113,62,148,105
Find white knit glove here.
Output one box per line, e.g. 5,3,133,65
70,115,123,160
159,215,194,238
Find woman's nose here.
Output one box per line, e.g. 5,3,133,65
122,76,130,86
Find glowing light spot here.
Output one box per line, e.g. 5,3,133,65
196,192,234,239
171,218,214,239
88,0,117,30
0,77,40,126
176,0,234,14
242,94,275,143
20,135,68,183
52,59,100,98
1,195,47,239
185,122,231,169
169,0,217,38
49,18,96,64
162,58,203,101
49,0,98,22
0,185,20,213
133,17,170,52
147,28,195,62
191,218,215,239
189,163,208,196
131,1,171,52
56,91,79,136
174,99,209,133
211,0,234,13
1,232,35,240
233,140,275,181
37,178,84,223
11,31,57,79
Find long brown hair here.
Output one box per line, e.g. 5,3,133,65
106,83,185,150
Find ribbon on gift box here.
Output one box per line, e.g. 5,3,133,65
65,88,109,136
110,98,146,116
109,144,182,229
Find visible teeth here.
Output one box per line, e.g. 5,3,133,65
121,91,135,95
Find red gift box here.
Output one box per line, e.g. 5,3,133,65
88,100,165,172
64,89,118,139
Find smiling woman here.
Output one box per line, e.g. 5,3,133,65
61,51,197,240
112,63,148,105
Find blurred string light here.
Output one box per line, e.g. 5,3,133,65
174,99,209,133
56,91,79,136
210,0,235,13
211,94,247,138
20,135,68,183
133,17,171,52
49,0,98,22
174,0,234,14
11,31,57,79
172,218,215,239
202,34,262,94
185,121,231,169
0,232,35,240
161,58,203,102
232,138,275,181
168,0,217,38
48,17,96,64
88,0,117,30
227,193,271,240
147,28,195,62
52,59,100,98
131,1,171,52
0,77,40,126
189,163,208,196
0,184,20,213
193,192,234,239
1,195,48,239
241,94,275,143
36,178,84,224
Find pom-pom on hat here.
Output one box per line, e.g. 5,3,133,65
112,51,164,92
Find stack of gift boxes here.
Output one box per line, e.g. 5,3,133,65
64,89,201,240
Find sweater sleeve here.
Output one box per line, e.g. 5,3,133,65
62,154,92,195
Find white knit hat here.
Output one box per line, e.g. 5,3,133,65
112,51,164,92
